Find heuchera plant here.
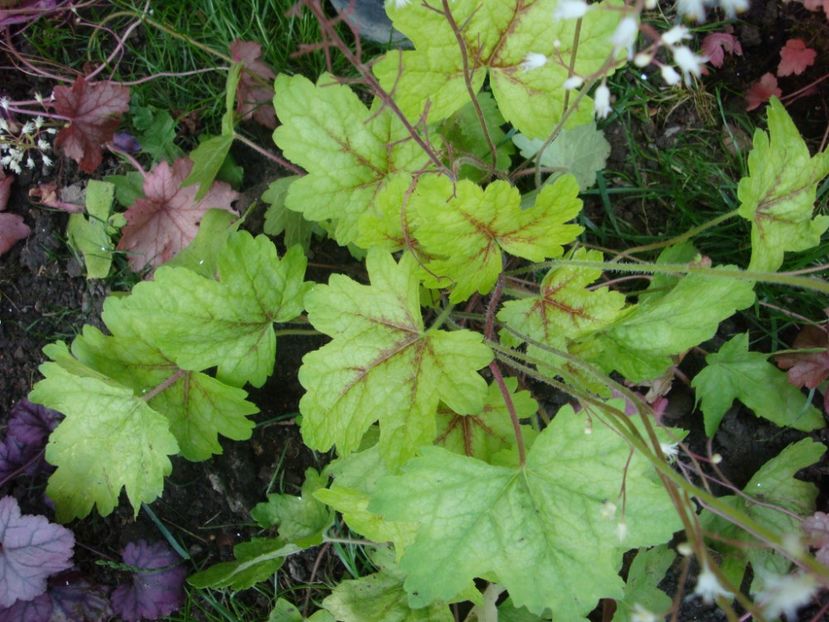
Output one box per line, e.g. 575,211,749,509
18,0,829,619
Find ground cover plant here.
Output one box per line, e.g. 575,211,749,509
0,0,828,620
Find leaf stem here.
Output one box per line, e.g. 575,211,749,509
489,360,526,467
233,132,304,175
142,369,186,402
430,302,455,331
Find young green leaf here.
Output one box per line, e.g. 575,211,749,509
578,269,755,381
737,98,829,272
251,468,333,546
272,74,436,245
691,333,824,436
269,599,335,622
105,232,310,388
376,0,622,137
66,179,119,279
700,438,825,593
512,123,611,190
611,546,674,622
29,343,179,521
412,175,582,302
370,405,682,619
187,538,297,590
299,250,492,466
262,176,317,252
131,105,183,163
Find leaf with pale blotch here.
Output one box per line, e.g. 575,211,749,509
513,123,611,190
370,405,682,619
323,549,453,622
691,333,824,436
738,98,829,272
187,538,298,590
105,231,310,388
611,546,674,622
412,175,582,302
700,439,825,594
435,377,538,465
299,251,492,466
376,0,622,138
498,248,625,351
250,468,334,546
29,343,179,521
272,74,436,245
577,269,755,381
69,324,257,461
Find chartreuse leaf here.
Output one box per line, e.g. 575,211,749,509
611,546,674,622
691,333,824,436
262,176,318,252
513,123,611,190
29,342,179,521
69,324,257,461
66,179,119,279
322,548,454,622
251,468,334,546
700,439,825,594
183,63,242,200
299,250,492,466
577,269,755,381
188,538,299,590
376,0,622,137
104,231,310,388
269,599,334,622
411,175,582,302
370,405,683,619
272,74,436,245
435,377,538,465
315,443,418,554
164,208,239,278
738,98,829,272
439,93,514,182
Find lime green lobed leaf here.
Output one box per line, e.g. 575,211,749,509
299,250,492,466
69,324,257,461
700,438,825,593
66,179,119,279
370,405,682,618
611,546,674,622
269,599,335,622
104,231,310,388
272,74,435,246
164,208,240,278
691,333,824,436
323,549,454,622
737,98,829,272
498,248,625,351
29,342,179,521
376,0,622,137
251,468,334,546
411,175,582,302
578,269,755,381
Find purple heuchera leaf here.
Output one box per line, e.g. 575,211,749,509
111,540,186,621
0,400,61,482
48,570,111,622
0,496,74,608
112,131,141,154
0,592,51,622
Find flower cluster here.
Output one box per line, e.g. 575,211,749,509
0,106,55,175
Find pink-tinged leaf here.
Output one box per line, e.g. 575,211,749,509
0,175,30,257
0,0,58,27
230,40,276,129
111,541,186,622
0,496,74,608
802,0,829,18
27,182,84,213
117,158,238,272
701,32,743,68
777,39,817,77
48,571,111,622
776,324,829,389
53,78,130,173
745,73,782,111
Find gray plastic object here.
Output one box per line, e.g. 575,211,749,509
329,0,407,44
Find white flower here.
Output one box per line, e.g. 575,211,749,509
25,157,34,169
42,154,52,167
593,83,611,119
37,138,50,151
0,97,8,111
616,521,628,542
521,52,548,72
694,565,733,603
21,122,34,135
634,52,653,67
0,155,10,167
631,604,659,622
9,161,21,174
554,0,589,19
34,116,44,129
46,128,57,135
676,0,706,22
660,441,680,461
612,16,639,58
563,75,584,89
34,92,43,104
757,573,818,621
718,0,749,18
0,119,6,132
660,64,682,86
672,46,706,84
661,25,690,47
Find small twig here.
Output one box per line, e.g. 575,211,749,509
234,132,304,175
